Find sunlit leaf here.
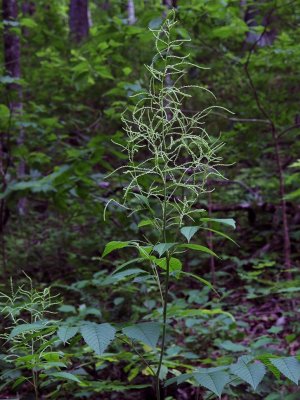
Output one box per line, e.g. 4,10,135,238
102,241,130,258
155,257,182,272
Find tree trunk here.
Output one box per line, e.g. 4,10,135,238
3,0,20,83
271,128,292,278
3,0,26,215
22,1,35,15
163,0,177,8
101,0,110,11
69,0,89,43
22,1,35,36
127,0,136,25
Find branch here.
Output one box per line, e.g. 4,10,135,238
278,123,300,138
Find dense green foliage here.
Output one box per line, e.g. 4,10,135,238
0,1,300,399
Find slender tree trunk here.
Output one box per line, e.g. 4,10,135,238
271,129,292,277
243,13,292,278
69,0,89,43
3,0,26,215
127,0,136,25
163,0,177,8
22,1,35,36
101,0,110,11
22,1,35,16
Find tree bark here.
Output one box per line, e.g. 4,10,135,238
3,0,20,83
3,0,26,215
163,0,177,8
22,1,35,36
69,0,89,43
127,0,136,25
243,13,292,277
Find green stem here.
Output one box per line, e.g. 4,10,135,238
155,253,170,400
155,177,170,400
118,335,156,376
32,369,38,400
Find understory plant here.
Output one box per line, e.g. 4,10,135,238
110,12,229,399
101,12,300,399
0,277,63,398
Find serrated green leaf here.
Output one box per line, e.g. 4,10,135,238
165,372,194,387
58,304,76,313
153,243,177,257
57,326,78,344
138,219,155,228
102,241,130,258
270,357,300,384
0,104,10,120
179,243,219,258
49,371,81,383
122,322,160,348
155,257,182,272
230,356,266,390
20,17,38,28
201,217,236,229
170,308,235,321
180,226,200,242
80,323,116,355
257,354,281,379
219,340,247,352
138,246,154,260
12,376,27,389
106,268,148,283
202,227,238,245
193,370,230,397
8,321,53,339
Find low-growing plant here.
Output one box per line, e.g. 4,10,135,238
0,276,64,398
